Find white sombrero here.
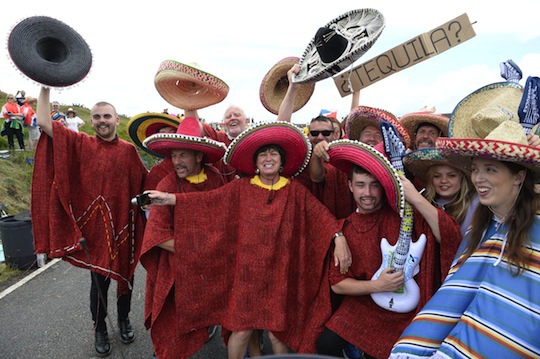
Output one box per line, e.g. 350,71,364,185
293,8,385,84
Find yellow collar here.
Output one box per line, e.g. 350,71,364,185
185,168,207,184
250,175,289,190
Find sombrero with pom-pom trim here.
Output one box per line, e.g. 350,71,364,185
127,112,181,158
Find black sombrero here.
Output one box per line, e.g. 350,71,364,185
8,16,92,87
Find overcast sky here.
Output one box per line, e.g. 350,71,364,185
1,0,539,125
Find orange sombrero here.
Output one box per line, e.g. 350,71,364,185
127,112,181,158
144,117,226,163
224,121,311,178
154,60,229,110
400,108,449,138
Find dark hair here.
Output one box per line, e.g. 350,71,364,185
310,116,335,130
348,164,370,181
465,161,538,275
254,144,286,166
415,122,442,135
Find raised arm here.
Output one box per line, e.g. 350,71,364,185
309,140,330,183
276,64,301,122
37,87,53,138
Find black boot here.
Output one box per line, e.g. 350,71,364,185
118,317,135,344
95,328,111,357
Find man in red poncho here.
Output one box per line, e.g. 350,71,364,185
314,140,461,359
145,121,353,359
139,117,227,358
31,87,148,357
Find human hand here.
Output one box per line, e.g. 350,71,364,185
333,235,352,274
146,190,176,206
375,267,404,292
313,141,330,162
527,133,540,147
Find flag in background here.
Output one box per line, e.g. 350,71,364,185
319,109,337,119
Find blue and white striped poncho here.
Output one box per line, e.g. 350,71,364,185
390,216,540,359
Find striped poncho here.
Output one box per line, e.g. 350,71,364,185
390,216,540,358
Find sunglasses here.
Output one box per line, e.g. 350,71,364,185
309,130,333,137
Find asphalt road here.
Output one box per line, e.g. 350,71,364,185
0,259,230,359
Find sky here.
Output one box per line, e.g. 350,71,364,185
1,0,539,125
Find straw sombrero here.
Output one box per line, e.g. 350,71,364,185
8,16,92,87
294,8,385,83
400,109,449,139
154,60,229,110
448,82,523,138
327,139,404,216
259,57,315,115
437,77,540,173
144,117,226,163
127,113,181,158
224,121,311,178
403,147,469,183
345,106,411,148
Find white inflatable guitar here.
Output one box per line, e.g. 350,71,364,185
370,122,427,313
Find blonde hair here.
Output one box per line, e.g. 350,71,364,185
424,165,475,224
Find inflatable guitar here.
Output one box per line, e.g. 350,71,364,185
370,122,426,313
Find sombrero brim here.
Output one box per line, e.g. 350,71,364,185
294,8,385,83
224,121,311,178
327,139,404,216
144,133,226,163
436,137,540,173
400,113,449,138
346,106,411,148
403,147,469,183
127,113,180,158
8,16,92,87
259,57,315,115
448,82,523,138
154,60,229,110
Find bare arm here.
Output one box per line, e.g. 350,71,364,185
400,174,441,242
276,64,301,122
331,267,404,295
157,239,175,253
350,90,360,110
37,87,53,138
309,141,329,183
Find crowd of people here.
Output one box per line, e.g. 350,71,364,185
28,56,540,359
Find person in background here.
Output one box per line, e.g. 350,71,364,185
32,86,148,357
50,100,67,125
65,108,85,132
21,96,40,151
1,93,25,150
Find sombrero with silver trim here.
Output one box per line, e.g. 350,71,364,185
7,16,92,87
224,121,311,178
346,106,411,148
259,57,315,115
293,8,385,84
403,147,469,183
327,139,404,216
127,112,181,158
144,117,226,163
154,60,229,110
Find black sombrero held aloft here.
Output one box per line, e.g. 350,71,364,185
8,16,92,87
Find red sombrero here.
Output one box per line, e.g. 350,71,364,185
154,60,229,110
345,106,411,148
259,57,315,115
126,112,180,158
144,117,227,163
224,121,311,178
327,139,404,216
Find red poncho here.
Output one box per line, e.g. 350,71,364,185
144,157,174,191
31,121,148,293
169,178,342,358
326,204,461,358
140,167,225,358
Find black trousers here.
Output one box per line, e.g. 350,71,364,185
90,272,133,331
5,125,25,150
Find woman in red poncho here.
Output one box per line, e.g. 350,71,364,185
145,121,353,359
